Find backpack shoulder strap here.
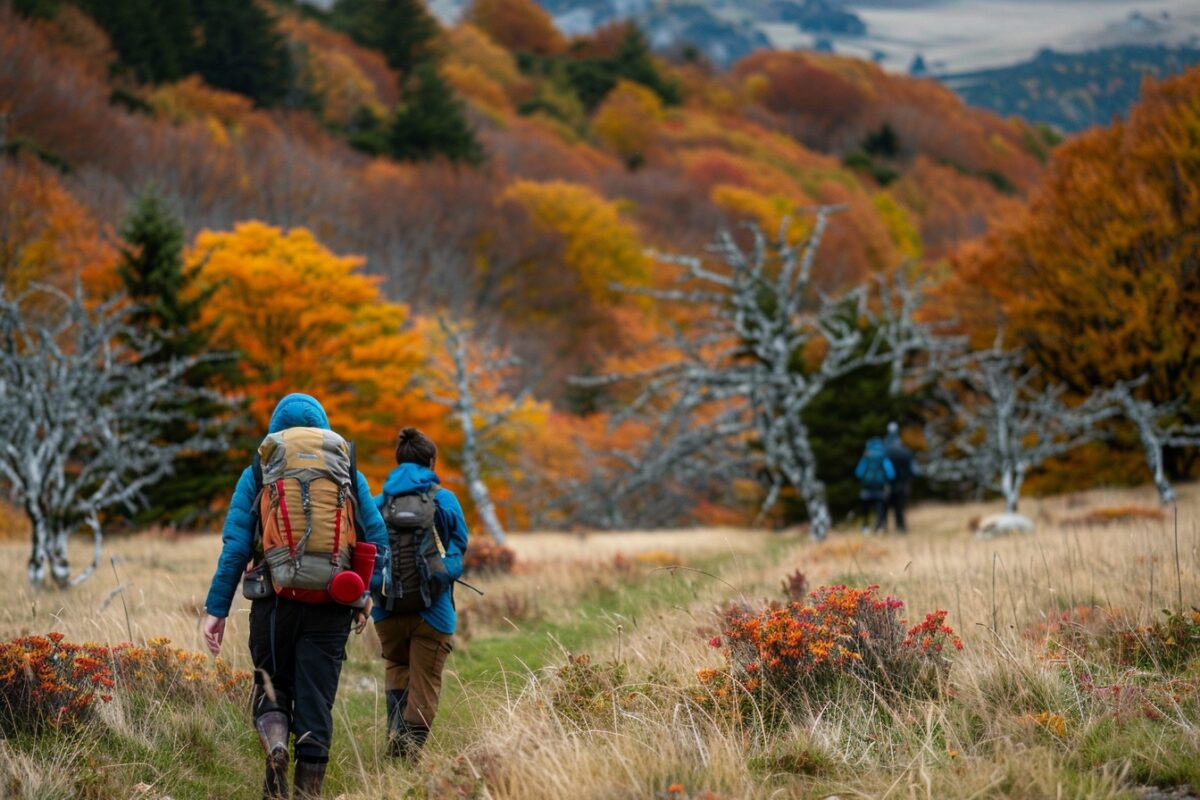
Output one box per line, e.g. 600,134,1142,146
348,441,364,536
249,454,265,558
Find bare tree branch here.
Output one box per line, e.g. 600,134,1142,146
564,208,946,537
0,284,230,587
923,341,1119,513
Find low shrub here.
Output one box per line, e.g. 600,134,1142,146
1032,606,1200,672
1061,505,1167,527
547,653,642,727
779,569,808,602
0,634,114,735
0,634,250,737
699,585,962,718
462,538,516,576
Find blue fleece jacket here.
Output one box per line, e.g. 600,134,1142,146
203,393,390,619
371,463,468,635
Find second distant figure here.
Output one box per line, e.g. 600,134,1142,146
372,427,468,761
855,436,895,534
883,421,917,534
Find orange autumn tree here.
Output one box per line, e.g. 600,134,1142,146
465,0,566,56
0,156,117,294
495,180,650,371
189,221,452,485
949,68,1200,409
947,67,1200,483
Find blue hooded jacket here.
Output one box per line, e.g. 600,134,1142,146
203,393,390,618
371,463,468,635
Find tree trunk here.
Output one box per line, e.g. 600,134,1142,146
27,515,48,586
48,527,71,588
1133,419,1176,505
1001,462,1023,513
789,417,832,539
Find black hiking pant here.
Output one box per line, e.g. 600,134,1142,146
859,490,886,531
248,596,353,764
887,485,909,532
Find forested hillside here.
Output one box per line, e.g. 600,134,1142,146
1,0,1195,533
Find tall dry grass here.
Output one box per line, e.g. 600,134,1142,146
0,484,1196,799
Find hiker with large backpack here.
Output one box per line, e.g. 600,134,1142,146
372,427,469,761
201,394,389,800
855,436,896,534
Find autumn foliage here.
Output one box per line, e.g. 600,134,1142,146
0,634,249,736
701,585,962,715
948,69,1200,411
3,0,1196,529
190,222,448,486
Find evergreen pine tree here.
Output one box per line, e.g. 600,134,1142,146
387,61,485,164
77,0,197,83
189,0,294,107
330,0,441,78
117,192,239,526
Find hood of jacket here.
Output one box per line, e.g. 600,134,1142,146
268,393,330,433
865,436,886,457
382,463,441,496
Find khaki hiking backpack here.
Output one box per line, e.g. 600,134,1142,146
253,427,360,604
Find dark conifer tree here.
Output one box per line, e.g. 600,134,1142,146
117,192,239,526
189,0,294,107
387,61,485,164
330,0,441,78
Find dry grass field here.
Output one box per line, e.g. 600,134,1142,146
1,483,1198,799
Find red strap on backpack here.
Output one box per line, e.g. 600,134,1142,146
276,480,296,558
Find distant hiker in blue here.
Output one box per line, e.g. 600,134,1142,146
201,393,389,800
884,421,918,534
372,427,469,761
855,436,895,534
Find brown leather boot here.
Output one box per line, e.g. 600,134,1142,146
293,760,327,800
255,712,290,800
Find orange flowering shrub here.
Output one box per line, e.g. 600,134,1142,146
1031,605,1200,673
700,586,962,712
0,633,114,734
0,634,250,737
109,637,250,703
462,537,517,576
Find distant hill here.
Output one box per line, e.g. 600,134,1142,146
943,44,1200,132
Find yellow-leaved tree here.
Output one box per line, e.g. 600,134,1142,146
495,180,650,369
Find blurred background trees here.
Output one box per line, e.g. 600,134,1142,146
0,0,1197,551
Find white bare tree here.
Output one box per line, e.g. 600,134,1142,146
429,317,530,545
569,208,945,538
923,342,1118,513
1110,378,1200,505
0,285,227,587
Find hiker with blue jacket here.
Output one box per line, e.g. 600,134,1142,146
201,393,389,800
372,427,469,760
855,436,895,534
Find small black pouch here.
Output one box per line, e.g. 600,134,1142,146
241,563,273,600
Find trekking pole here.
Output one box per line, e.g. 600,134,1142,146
454,578,485,596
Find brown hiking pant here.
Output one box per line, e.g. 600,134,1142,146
374,614,453,727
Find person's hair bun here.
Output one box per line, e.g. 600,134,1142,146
395,427,437,466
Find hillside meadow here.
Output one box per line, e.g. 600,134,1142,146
1,484,1197,799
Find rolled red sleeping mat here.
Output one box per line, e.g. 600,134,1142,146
329,543,377,605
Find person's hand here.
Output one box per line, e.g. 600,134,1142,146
202,613,226,656
353,596,373,634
